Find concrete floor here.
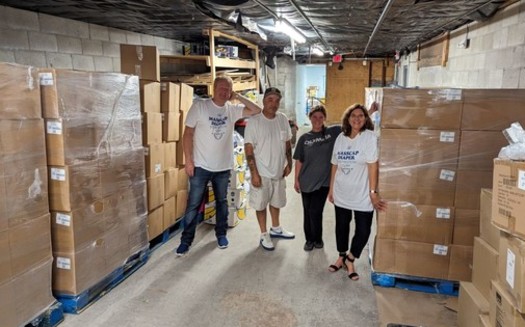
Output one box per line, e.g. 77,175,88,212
58,129,458,327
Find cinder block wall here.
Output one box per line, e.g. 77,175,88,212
400,1,525,88
266,56,298,120
0,5,185,72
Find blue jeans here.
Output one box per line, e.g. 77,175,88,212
180,167,230,245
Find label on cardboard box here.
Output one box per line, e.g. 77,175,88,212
519,170,525,191
507,248,516,288
56,213,71,227
50,168,66,181
56,257,71,270
439,131,455,143
46,121,62,135
155,163,162,173
39,72,54,86
433,244,448,256
439,169,455,181
445,89,462,101
435,208,451,219
161,82,167,91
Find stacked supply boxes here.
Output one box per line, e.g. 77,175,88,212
121,44,165,240
205,131,249,227
42,69,149,296
373,88,525,282
0,63,54,326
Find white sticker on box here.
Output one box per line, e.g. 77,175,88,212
439,169,455,182
46,121,63,135
433,244,448,256
518,170,525,191
56,257,71,270
507,249,516,288
56,213,71,227
445,89,462,101
50,168,66,181
161,82,167,91
154,163,162,173
39,72,54,86
440,131,455,143
436,208,451,219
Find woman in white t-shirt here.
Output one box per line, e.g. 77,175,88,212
327,104,387,280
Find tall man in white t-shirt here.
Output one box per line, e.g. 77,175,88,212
244,87,295,251
175,76,262,256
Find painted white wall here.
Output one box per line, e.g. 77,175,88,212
399,1,525,88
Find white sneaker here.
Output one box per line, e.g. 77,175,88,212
269,226,295,239
260,233,275,251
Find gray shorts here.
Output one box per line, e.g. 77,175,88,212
249,176,287,211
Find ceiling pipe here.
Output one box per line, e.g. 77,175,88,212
405,0,499,51
363,0,397,58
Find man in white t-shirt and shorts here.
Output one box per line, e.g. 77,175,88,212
244,87,295,251
175,76,262,256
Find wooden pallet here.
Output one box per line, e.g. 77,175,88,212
371,271,459,296
55,248,150,314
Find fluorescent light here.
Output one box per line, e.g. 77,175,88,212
312,47,324,56
275,18,306,44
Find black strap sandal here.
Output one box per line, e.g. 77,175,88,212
328,253,347,272
345,255,360,281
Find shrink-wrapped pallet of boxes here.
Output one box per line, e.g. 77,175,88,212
0,63,55,326
41,69,149,297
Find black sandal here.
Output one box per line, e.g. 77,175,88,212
345,255,360,281
328,253,347,272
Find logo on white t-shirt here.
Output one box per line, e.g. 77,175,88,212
209,114,228,140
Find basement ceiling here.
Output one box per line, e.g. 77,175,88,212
0,0,515,59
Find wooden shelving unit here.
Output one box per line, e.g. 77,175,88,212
160,28,259,95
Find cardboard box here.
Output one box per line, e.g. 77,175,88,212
139,81,161,113
177,167,188,190
499,233,525,313
178,110,187,143
163,197,176,229
492,159,525,238
163,112,180,142
480,188,500,250
176,190,188,219
147,175,165,211
0,232,11,284
453,209,480,246
381,88,463,130
176,140,185,166
142,112,162,145
120,44,160,81
38,68,59,118
160,82,180,112
490,280,525,327
0,62,41,119
0,119,49,224
458,282,489,327
164,142,176,170
458,131,507,171
179,83,194,112
480,313,491,327
379,167,456,206
205,206,239,227
455,170,493,210
377,203,454,244
164,168,178,200
472,237,499,301
147,205,164,241
373,237,450,280
462,89,525,131
448,244,473,281
380,129,460,169
145,143,163,177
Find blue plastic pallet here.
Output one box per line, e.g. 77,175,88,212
149,217,183,251
25,301,64,327
371,271,459,296
55,248,150,314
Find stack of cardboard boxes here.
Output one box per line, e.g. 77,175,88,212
42,69,149,296
121,44,191,240
373,88,525,283
0,63,54,325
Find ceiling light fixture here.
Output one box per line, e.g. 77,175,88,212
312,46,324,56
275,18,306,44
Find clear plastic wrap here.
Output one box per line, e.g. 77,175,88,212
0,62,41,119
